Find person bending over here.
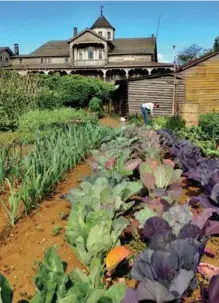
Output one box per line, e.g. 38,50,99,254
141,102,159,125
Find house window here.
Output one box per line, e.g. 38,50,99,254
65,57,68,63
98,31,103,36
5,58,9,63
88,48,94,60
99,50,103,59
79,51,83,60
19,58,23,64
47,58,51,63
41,58,44,64
0,56,2,62
107,31,111,40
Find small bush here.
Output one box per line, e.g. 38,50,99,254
199,113,219,139
18,108,98,132
89,97,102,115
35,87,62,110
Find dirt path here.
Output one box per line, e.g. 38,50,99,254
99,115,121,128
0,162,91,302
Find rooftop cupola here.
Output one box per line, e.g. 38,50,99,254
90,6,115,40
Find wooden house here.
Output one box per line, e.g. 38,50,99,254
115,73,185,116
178,50,219,114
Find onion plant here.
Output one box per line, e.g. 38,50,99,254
1,123,110,225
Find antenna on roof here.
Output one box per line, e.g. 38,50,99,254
100,5,104,16
156,13,161,39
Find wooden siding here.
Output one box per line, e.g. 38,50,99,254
181,53,219,114
128,76,185,116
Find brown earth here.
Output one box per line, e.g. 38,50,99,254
0,162,91,302
99,115,121,128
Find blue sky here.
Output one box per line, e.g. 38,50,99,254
0,1,219,62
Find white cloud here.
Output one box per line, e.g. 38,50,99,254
158,53,171,63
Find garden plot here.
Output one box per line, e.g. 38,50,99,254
1,123,219,303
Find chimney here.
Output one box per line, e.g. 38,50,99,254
151,34,154,38
14,43,19,55
73,27,78,37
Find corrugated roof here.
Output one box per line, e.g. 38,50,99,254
109,37,156,55
30,41,69,57
177,50,219,71
90,15,114,30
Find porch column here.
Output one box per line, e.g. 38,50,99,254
124,69,130,78
102,69,107,82
104,42,108,64
147,68,153,75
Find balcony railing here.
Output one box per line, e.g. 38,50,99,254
73,59,106,67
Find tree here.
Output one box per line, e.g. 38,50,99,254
213,36,219,52
176,44,210,65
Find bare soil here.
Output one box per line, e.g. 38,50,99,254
99,115,121,128
0,162,91,302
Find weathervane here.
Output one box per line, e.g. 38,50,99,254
100,5,104,16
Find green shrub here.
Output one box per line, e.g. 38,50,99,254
35,87,62,110
18,108,98,132
39,74,115,108
128,114,144,127
0,71,39,130
199,113,219,139
89,97,102,115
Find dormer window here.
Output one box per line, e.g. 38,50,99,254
98,31,103,36
107,31,111,40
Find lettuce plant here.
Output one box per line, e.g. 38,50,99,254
62,177,142,219
66,203,129,267
139,161,182,192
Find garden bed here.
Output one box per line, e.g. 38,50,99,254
1,119,219,303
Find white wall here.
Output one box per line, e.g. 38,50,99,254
0,51,10,67
92,28,114,40
108,54,152,63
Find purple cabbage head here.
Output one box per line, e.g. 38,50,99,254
130,237,205,303
143,217,172,239
179,223,201,240
187,159,219,186
170,139,202,172
205,170,219,204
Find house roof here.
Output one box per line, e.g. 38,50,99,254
67,28,111,44
29,41,69,57
25,35,157,57
127,73,183,82
109,37,156,55
177,50,219,71
0,47,14,56
90,14,115,30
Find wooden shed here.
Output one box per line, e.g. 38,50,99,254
178,50,219,114
117,73,185,116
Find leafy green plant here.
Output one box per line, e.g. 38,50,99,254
199,113,219,139
63,177,142,219
0,272,13,303
66,203,129,267
89,97,102,116
53,225,63,236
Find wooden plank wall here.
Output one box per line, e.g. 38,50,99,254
128,76,185,116
182,54,219,114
